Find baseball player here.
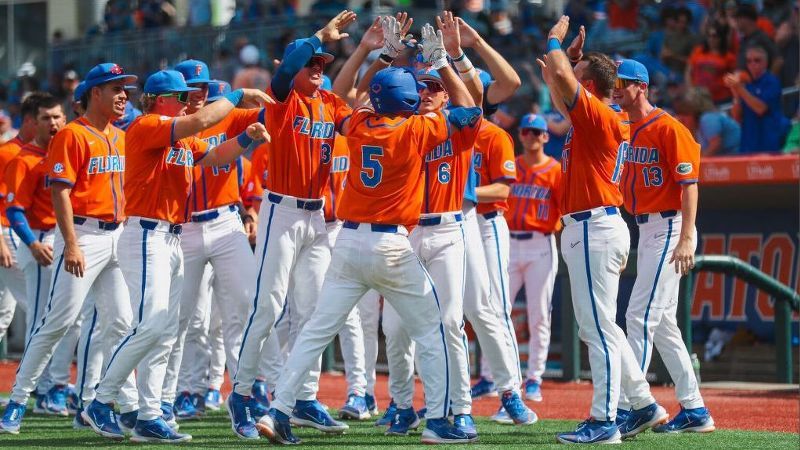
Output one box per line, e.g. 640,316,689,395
257,51,481,443
537,17,666,444
0,65,141,435
614,59,714,434
161,59,263,421
81,69,268,443
227,11,357,439
506,113,562,403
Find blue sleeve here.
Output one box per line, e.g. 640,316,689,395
446,107,482,130
699,113,722,139
271,35,322,102
6,207,37,246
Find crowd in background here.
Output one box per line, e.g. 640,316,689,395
0,0,798,155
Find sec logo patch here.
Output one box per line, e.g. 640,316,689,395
6,192,13,202
503,160,515,172
53,163,64,174
676,162,692,175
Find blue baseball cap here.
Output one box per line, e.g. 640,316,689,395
321,75,332,91
83,63,138,92
144,70,200,95
416,69,442,83
519,113,548,131
207,80,232,102
73,81,87,102
616,59,649,85
174,59,213,85
282,39,334,64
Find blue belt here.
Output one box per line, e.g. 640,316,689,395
482,210,500,220
635,210,677,225
268,193,323,211
139,219,182,235
418,213,463,227
191,204,237,223
567,206,618,224
73,216,120,231
343,220,398,233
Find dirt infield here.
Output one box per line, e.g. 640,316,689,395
1,362,796,433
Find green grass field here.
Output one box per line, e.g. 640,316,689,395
1,409,798,449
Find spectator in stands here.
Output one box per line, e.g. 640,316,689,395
775,2,799,116
232,44,271,92
725,45,790,153
686,87,741,155
686,23,736,104
732,3,781,73
661,6,697,76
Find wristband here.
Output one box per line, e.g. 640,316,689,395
224,89,244,106
451,52,466,62
547,37,562,53
237,132,254,149
453,54,474,74
379,53,395,64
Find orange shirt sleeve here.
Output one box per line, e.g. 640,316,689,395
331,94,353,133
130,114,180,151
486,127,516,183
409,111,450,156
229,108,265,137
5,158,33,211
47,128,86,186
664,121,701,184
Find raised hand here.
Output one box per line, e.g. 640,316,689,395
318,10,357,43
396,11,414,40
566,25,585,60
246,122,271,143
381,15,405,58
456,17,480,48
420,23,448,70
436,10,461,57
548,15,570,42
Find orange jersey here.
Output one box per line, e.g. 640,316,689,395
0,137,25,226
263,87,352,199
339,109,451,227
243,141,268,204
191,108,263,212
473,121,517,215
47,118,126,222
4,143,55,230
621,108,700,215
422,119,481,214
507,156,562,233
323,134,350,222
560,87,629,214
124,114,211,223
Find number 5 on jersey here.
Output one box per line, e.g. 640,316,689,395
361,145,383,188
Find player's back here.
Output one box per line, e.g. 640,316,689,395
339,109,449,227
560,87,629,215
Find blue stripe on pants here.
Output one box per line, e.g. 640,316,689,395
583,221,611,422
641,218,673,371
78,307,98,409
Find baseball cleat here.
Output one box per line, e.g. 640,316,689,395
653,407,715,433
557,418,621,444
119,410,138,434
365,393,379,416
226,392,259,440
190,393,206,415
44,385,69,416
421,418,473,444
384,407,420,436
524,379,543,402
619,402,669,438
130,417,192,443
615,408,631,426
500,390,538,425
32,392,49,414
258,408,301,445
416,407,427,420
66,385,80,415
374,399,397,427
454,414,479,442
160,401,180,430
174,391,199,420
0,401,26,434
82,399,124,440
204,388,222,411
339,394,370,420
252,380,270,409
470,377,498,398
490,406,514,425
291,399,348,433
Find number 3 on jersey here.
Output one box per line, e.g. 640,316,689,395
361,145,383,188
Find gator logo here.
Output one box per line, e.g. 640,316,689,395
676,162,692,175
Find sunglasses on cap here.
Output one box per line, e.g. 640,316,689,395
614,78,643,89
521,128,545,137
420,80,445,93
159,92,189,104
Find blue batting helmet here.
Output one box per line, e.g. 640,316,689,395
369,67,425,115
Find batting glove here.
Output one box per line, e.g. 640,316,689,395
419,23,448,70
381,15,405,59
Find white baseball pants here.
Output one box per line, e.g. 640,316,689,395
383,217,471,414
560,209,654,422
12,223,136,412
96,219,184,421
271,224,450,419
619,212,703,410
177,264,214,394
163,208,253,404
339,290,381,397
461,204,521,393
232,192,329,400
508,232,558,382
0,228,25,343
